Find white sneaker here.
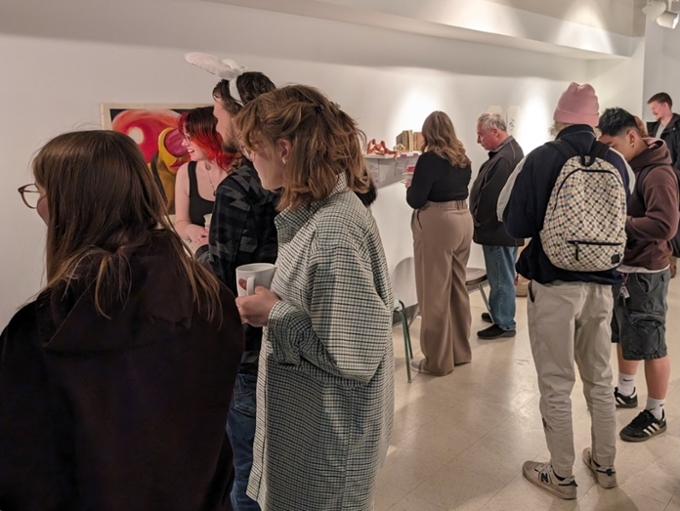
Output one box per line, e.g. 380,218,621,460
522,460,577,500
582,448,617,489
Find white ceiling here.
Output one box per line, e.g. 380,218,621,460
201,0,640,59
0,0,643,60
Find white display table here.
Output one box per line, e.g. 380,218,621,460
364,153,419,189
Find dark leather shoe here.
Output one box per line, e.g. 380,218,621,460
477,324,516,339
481,312,493,323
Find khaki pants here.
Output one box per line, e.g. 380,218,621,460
528,281,617,477
412,201,473,375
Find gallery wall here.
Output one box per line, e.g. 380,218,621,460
642,17,680,115
0,0,667,325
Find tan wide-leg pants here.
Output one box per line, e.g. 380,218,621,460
528,281,616,477
412,201,473,375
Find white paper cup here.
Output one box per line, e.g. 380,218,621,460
204,213,212,229
235,263,276,297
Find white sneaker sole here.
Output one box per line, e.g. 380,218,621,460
522,463,577,500
582,449,617,489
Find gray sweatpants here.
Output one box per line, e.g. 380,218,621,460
528,280,617,477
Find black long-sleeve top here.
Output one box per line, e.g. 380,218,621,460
406,151,472,209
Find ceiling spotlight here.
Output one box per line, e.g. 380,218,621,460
643,0,679,29
657,9,679,28
643,0,667,18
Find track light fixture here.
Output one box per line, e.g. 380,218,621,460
643,0,679,29
657,9,679,28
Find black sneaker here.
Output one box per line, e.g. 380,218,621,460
481,313,493,324
477,324,516,339
614,387,638,408
620,409,666,442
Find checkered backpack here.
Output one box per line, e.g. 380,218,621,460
540,140,627,272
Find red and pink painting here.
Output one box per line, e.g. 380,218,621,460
101,103,205,213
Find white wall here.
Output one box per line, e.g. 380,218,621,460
641,18,680,121
587,39,646,115
659,24,680,103
0,1,589,325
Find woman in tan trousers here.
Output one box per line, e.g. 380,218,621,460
406,111,473,375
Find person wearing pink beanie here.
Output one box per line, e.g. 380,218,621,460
496,82,634,500
553,82,600,127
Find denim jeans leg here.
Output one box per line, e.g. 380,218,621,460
482,245,518,331
226,373,261,511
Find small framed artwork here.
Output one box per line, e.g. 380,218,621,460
507,106,521,136
100,103,206,213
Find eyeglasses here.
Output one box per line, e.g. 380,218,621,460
18,183,42,209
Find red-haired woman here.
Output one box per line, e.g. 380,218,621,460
174,106,239,252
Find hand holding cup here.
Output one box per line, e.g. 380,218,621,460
234,263,278,326
235,285,280,327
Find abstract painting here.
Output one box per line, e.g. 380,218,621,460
101,103,205,213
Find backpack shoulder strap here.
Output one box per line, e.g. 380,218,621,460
589,141,610,160
546,139,578,161
581,140,612,167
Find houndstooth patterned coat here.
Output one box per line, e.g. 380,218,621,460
246,175,395,511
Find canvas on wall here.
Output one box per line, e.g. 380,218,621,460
101,103,205,213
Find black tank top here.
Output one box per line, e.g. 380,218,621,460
188,161,215,227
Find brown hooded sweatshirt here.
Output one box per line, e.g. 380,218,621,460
624,139,680,270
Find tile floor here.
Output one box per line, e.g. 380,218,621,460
377,277,680,511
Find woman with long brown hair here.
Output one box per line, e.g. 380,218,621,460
1,130,244,511
406,111,473,375
233,85,394,511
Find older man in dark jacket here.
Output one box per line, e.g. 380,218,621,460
469,113,524,339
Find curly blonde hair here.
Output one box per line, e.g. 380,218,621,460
235,85,370,211
421,111,470,167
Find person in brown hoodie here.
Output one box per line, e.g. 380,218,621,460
599,108,679,443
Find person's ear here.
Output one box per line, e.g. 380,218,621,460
37,195,49,225
277,139,292,165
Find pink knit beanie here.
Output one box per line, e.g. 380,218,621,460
553,82,600,127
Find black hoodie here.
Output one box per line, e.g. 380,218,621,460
647,113,680,171
0,235,243,511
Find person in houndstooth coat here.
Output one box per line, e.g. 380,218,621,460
234,85,394,511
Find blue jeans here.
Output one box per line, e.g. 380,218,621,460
226,373,260,511
482,245,518,331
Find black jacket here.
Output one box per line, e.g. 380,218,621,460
648,113,680,171
0,234,244,511
470,136,525,246
503,125,631,286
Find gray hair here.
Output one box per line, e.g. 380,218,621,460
477,112,507,132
